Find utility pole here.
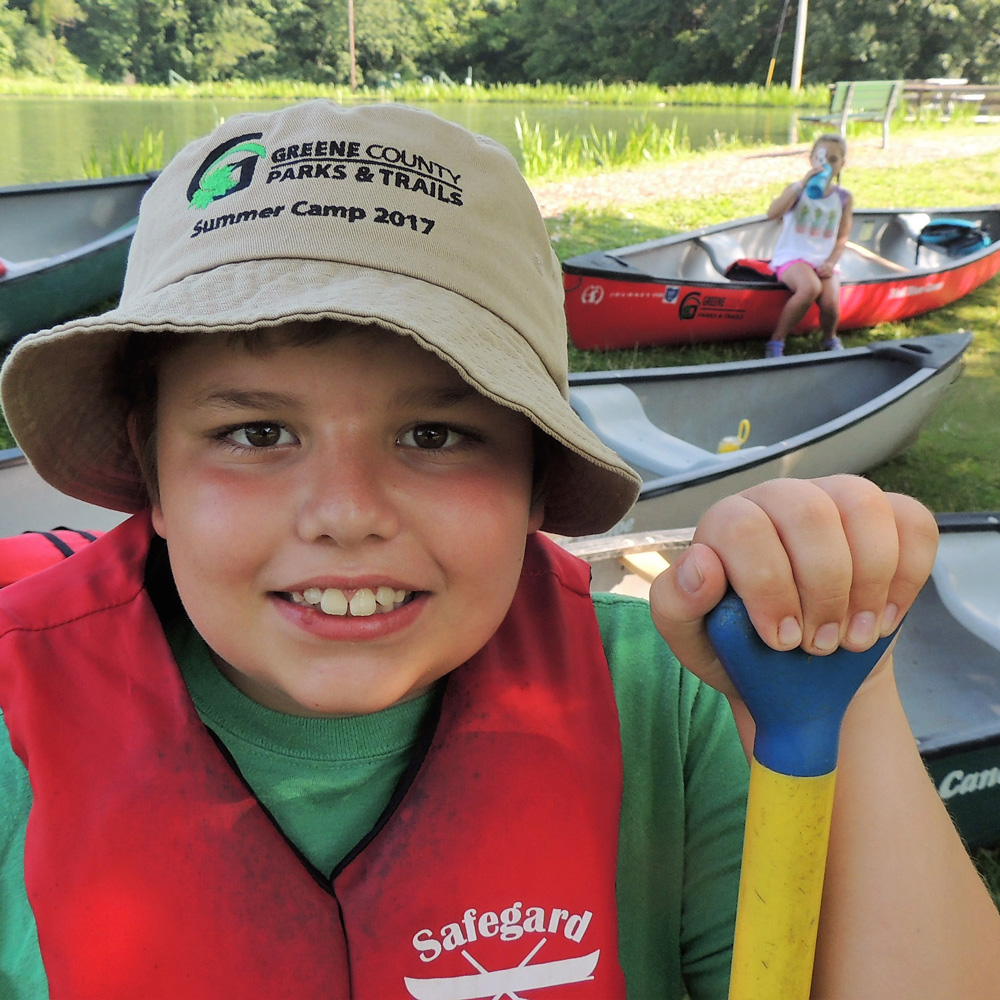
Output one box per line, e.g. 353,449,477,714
348,0,357,91
790,0,807,91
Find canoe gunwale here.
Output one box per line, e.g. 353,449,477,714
0,448,27,472
0,171,159,200
0,222,139,286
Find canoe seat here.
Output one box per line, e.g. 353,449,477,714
569,384,720,477
932,531,1000,652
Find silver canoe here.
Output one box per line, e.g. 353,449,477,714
560,512,1000,851
0,448,126,537
566,331,971,535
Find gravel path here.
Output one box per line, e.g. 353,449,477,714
528,130,1000,218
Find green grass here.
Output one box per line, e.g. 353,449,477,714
0,75,831,108
978,847,1000,909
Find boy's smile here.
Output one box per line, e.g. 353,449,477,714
150,327,543,717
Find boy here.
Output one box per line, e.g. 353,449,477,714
0,101,997,999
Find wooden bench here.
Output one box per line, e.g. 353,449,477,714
800,80,903,148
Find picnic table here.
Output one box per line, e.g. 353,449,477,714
904,79,1000,121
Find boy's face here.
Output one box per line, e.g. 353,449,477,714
150,328,544,717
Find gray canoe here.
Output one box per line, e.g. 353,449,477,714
567,331,971,536
0,173,156,346
562,512,1000,852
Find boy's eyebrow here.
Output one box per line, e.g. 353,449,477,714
191,383,479,411
194,388,300,410
391,384,479,409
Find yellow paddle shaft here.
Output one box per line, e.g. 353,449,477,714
728,759,837,1000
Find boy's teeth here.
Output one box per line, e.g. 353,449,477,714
320,589,348,616
348,590,376,616
293,586,410,617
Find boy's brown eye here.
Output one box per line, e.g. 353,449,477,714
411,425,450,449
243,423,283,447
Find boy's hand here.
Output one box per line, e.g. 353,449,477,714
648,476,938,700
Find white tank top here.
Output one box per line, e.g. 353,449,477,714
770,187,847,269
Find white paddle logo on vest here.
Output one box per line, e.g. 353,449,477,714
407,902,599,999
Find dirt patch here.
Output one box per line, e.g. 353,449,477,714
528,131,1000,218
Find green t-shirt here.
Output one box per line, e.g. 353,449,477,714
0,593,748,999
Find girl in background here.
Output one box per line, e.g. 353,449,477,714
765,133,852,357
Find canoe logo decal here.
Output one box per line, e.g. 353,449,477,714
580,284,605,305
187,132,267,210
664,286,680,304
679,291,701,319
938,766,1000,800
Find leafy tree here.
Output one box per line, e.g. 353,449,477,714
0,0,27,73
445,0,521,83
189,0,275,80
30,0,1000,88
251,0,350,81
30,0,84,35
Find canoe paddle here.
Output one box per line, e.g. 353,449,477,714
705,590,899,1000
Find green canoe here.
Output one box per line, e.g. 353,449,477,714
0,172,157,347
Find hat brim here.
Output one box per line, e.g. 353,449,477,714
1,257,639,537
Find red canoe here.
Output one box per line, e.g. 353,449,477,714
562,205,1000,349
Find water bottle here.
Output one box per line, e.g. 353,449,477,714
805,148,832,200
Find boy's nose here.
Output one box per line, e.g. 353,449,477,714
294,443,401,547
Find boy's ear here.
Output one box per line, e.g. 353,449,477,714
125,410,142,461
126,411,165,536
527,502,545,535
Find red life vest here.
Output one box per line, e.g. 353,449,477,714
0,512,626,999
0,528,103,587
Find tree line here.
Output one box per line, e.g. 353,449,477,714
3,0,998,89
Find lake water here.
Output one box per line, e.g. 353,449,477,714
0,96,800,186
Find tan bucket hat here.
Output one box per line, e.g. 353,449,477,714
0,100,639,536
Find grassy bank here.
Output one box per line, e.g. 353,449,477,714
0,75,831,108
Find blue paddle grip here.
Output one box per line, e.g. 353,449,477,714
705,589,899,777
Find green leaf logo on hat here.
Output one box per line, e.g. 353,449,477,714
187,133,267,210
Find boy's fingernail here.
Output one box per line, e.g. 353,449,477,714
676,551,704,595
777,616,802,647
847,611,877,647
813,622,841,652
880,603,900,635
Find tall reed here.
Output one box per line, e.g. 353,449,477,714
81,127,166,178
513,113,754,179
